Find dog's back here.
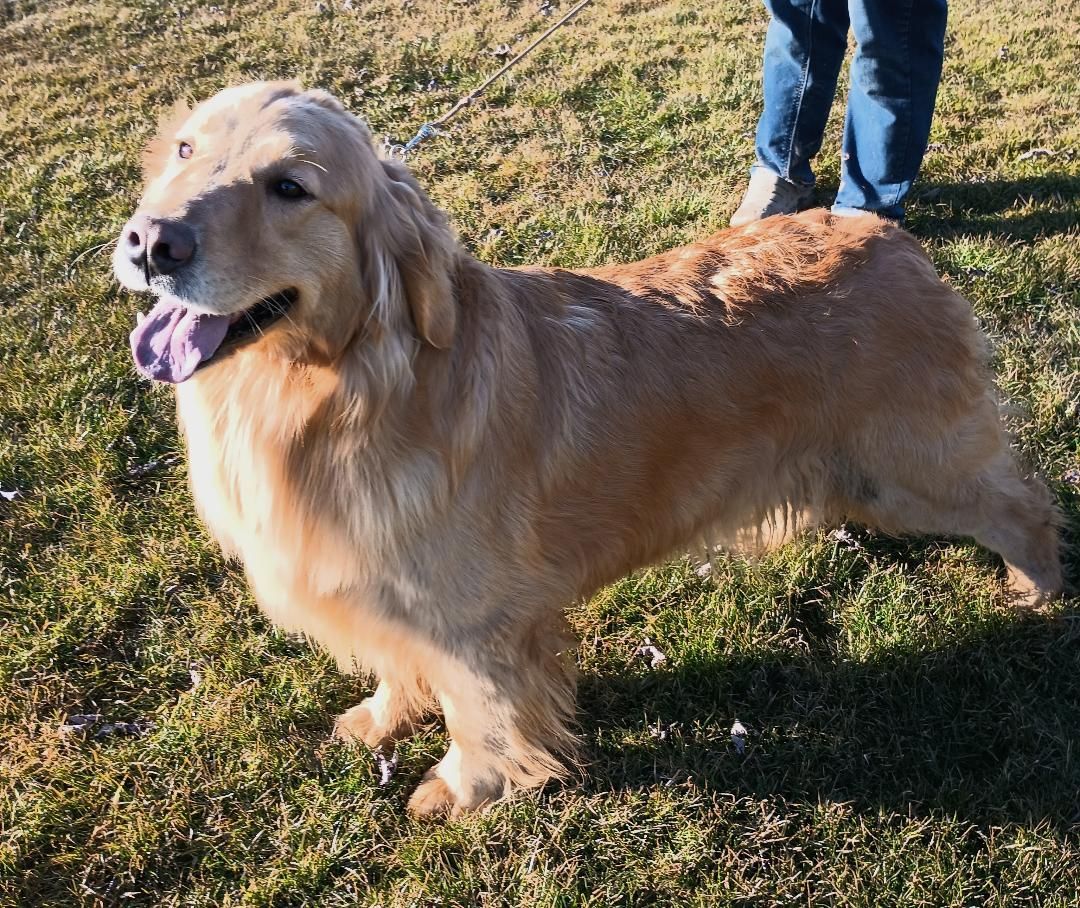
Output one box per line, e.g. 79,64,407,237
465,212,1014,597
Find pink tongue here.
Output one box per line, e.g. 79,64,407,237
129,300,232,383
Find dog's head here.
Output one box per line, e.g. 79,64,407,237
114,81,458,383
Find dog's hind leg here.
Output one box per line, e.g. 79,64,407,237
844,411,1062,608
334,675,430,749
407,617,578,817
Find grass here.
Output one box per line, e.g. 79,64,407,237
1,0,1079,903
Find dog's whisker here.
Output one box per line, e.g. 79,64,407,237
243,309,265,337
293,156,328,173
67,240,115,275
272,299,301,332
285,147,329,173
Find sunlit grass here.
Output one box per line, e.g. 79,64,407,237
1,0,1078,904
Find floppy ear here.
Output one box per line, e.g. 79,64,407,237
371,159,459,349
300,87,348,114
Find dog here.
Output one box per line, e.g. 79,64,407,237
112,81,1062,816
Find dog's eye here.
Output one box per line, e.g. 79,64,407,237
178,142,193,160
272,178,308,200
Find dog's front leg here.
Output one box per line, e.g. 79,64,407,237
407,626,577,817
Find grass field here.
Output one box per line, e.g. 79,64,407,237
2,0,1080,904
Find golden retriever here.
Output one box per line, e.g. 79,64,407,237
112,81,1062,816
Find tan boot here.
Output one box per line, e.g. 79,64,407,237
730,167,814,226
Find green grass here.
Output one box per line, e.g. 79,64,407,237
2,0,1079,904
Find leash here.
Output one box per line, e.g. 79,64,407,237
383,0,594,158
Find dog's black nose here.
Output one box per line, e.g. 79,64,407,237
123,216,197,276
122,215,150,272
146,219,196,275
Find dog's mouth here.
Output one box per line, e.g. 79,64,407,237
129,288,299,384
222,289,299,346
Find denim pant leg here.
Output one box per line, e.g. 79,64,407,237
834,0,948,218
755,0,850,187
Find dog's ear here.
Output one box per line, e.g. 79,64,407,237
300,87,348,115
371,159,458,349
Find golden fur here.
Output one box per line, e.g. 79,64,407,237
114,82,1062,816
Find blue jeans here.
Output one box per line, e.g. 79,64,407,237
754,0,948,219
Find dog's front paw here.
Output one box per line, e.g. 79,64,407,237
1004,545,1063,610
333,702,403,749
334,680,428,749
334,682,425,749
1006,568,1063,610
407,773,458,818
406,749,505,818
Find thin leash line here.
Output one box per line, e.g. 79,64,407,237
384,0,594,158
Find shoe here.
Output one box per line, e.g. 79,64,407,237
832,204,904,226
730,168,814,227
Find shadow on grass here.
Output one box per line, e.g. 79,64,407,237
580,604,1080,828
908,174,1080,242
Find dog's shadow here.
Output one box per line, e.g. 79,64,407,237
578,599,1080,828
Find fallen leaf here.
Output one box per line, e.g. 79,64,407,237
638,637,667,668
730,719,747,755
59,713,153,739
93,719,154,740
829,527,862,550
648,719,680,741
58,714,103,736
1018,148,1055,161
374,748,399,785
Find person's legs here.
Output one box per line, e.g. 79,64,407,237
756,0,851,185
833,0,948,219
733,0,850,225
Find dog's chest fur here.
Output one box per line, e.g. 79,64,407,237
174,360,420,626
